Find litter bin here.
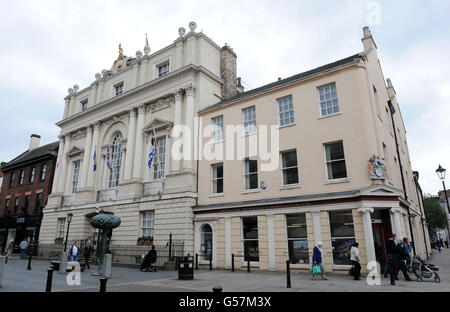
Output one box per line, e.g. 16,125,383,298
178,256,194,280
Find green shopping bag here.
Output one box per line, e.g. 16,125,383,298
312,264,322,275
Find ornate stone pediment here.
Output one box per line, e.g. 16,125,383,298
66,146,84,158
360,184,403,197
146,95,175,113
142,118,173,134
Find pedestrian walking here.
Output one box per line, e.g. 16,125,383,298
350,242,361,280
19,239,29,259
395,239,412,282
83,240,94,269
440,238,445,250
436,238,442,253
5,239,14,263
402,237,412,269
384,234,396,278
70,241,80,262
311,241,328,280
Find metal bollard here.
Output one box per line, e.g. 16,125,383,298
209,255,212,271
247,257,250,273
286,260,292,288
195,253,199,270
231,254,235,272
46,267,54,292
100,278,108,292
212,286,222,292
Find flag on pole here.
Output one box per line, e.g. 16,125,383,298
93,148,97,172
106,145,111,169
56,159,61,169
148,138,155,169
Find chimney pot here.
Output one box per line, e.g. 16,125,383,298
29,134,41,151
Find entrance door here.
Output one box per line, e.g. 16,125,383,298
372,223,386,267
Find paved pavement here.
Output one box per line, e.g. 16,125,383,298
1,249,449,292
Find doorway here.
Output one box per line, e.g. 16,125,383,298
371,209,393,268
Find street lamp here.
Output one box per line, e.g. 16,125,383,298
436,165,450,244
64,213,73,252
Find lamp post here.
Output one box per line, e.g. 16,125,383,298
436,165,450,243
64,213,73,252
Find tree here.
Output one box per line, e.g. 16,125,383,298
423,195,448,233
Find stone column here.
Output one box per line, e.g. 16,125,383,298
267,214,276,271
358,207,376,264
124,108,137,180
311,211,322,244
139,58,149,85
51,136,65,193
171,90,183,173
78,126,93,189
133,105,146,180
225,217,231,269
87,122,100,188
58,134,71,194
183,86,195,171
90,83,98,106
391,208,405,239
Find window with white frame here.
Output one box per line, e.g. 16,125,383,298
40,164,47,181
211,115,223,142
141,211,154,237
72,161,80,193
318,83,339,116
81,99,88,112
244,158,258,190
277,95,295,126
57,218,66,238
9,172,15,188
242,216,259,262
153,137,166,180
14,197,19,214
324,141,347,180
242,106,256,135
115,83,124,96
200,224,213,261
158,62,170,77
286,213,309,264
109,133,123,188
18,169,24,185
329,210,355,265
29,167,36,183
212,163,223,194
281,150,299,185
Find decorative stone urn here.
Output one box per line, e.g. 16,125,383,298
90,212,121,276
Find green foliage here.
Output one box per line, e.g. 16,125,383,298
423,195,448,232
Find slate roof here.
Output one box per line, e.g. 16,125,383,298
1,141,59,172
199,53,362,114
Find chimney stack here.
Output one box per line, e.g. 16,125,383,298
29,134,41,151
362,26,377,52
220,44,238,99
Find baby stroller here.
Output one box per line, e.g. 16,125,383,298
140,250,157,272
411,255,440,283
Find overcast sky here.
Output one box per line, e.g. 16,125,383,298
1,0,449,195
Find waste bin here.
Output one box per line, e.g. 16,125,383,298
178,256,194,280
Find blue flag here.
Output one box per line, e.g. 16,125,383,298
93,148,97,172
106,145,111,169
148,142,155,169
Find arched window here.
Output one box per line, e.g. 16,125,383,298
200,224,213,261
109,133,123,188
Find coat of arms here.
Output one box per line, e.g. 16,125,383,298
368,155,386,179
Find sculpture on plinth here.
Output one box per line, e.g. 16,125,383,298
90,212,121,276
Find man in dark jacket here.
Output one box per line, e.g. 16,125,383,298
394,240,412,282
384,234,397,283
83,240,94,269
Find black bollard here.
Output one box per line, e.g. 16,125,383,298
209,255,212,271
195,253,199,270
286,260,292,288
168,233,172,261
27,250,32,270
100,278,108,292
212,286,222,292
231,254,235,272
46,267,54,292
247,257,250,273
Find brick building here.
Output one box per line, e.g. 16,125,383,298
0,135,58,253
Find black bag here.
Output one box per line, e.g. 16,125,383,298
349,266,354,276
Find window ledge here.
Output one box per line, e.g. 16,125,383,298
318,112,342,120
290,264,311,269
333,265,352,270
241,262,260,268
209,139,224,145
209,193,224,198
278,123,296,129
240,132,257,138
324,178,350,185
280,184,301,190
241,189,259,195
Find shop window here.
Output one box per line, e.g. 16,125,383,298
242,217,259,262
329,210,355,265
286,214,309,264
200,224,213,261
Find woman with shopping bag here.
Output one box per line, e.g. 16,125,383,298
311,241,328,280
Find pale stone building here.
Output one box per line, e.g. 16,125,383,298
194,27,430,273
39,22,240,258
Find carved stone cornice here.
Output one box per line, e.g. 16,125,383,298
174,89,183,102
146,95,175,113
185,86,195,97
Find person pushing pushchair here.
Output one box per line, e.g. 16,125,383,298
140,245,157,272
